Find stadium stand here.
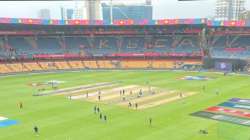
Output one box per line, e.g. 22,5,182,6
151,60,175,69
23,62,43,71
5,63,29,72
0,18,250,74
120,60,150,69
37,37,63,54
0,64,11,73
209,35,250,59
54,61,71,70
5,35,203,58
83,61,98,69
39,62,57,70
97,60,115,69
68,61,84,69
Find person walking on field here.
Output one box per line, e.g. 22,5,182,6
19,102,23,109
100,113,103,120
98,95,101,101
97,107,100,113
149,117,152,126
216,89,219,95
104,115,107,122
122,96,126,101
179,92,183,98
139,89,142,96
33,126,39,134
135,103,138,109
128,102,132,108
202,85,206,91
94,106,97,114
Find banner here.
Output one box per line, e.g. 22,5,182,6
110,52,202,57
215,62,232,71
33,54,80,59
0,17,249,27
224,48,246,52
0,31,35,35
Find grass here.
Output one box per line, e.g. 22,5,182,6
0,70,250,140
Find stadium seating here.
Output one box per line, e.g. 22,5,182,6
209,36,250,59
0,38,7,58
0,59,203,74
0,64,11,73
25,37,38,49
54,61,71,70
83,61,98,69
97,60,115,69
151,60,175,69
8,37,33,55
3,27,245,74
37,37,63,54
38,62,57,70
68,61,84,69
0,34,205,74
5,63,29,72
65,37,84,53
23,62,43,71
5,35,202,58
120,60,150,69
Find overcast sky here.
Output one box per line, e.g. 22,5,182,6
0,0,249,19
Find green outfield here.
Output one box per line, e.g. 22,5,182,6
0,70,250,140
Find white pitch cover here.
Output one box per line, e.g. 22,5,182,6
0,116,8,121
